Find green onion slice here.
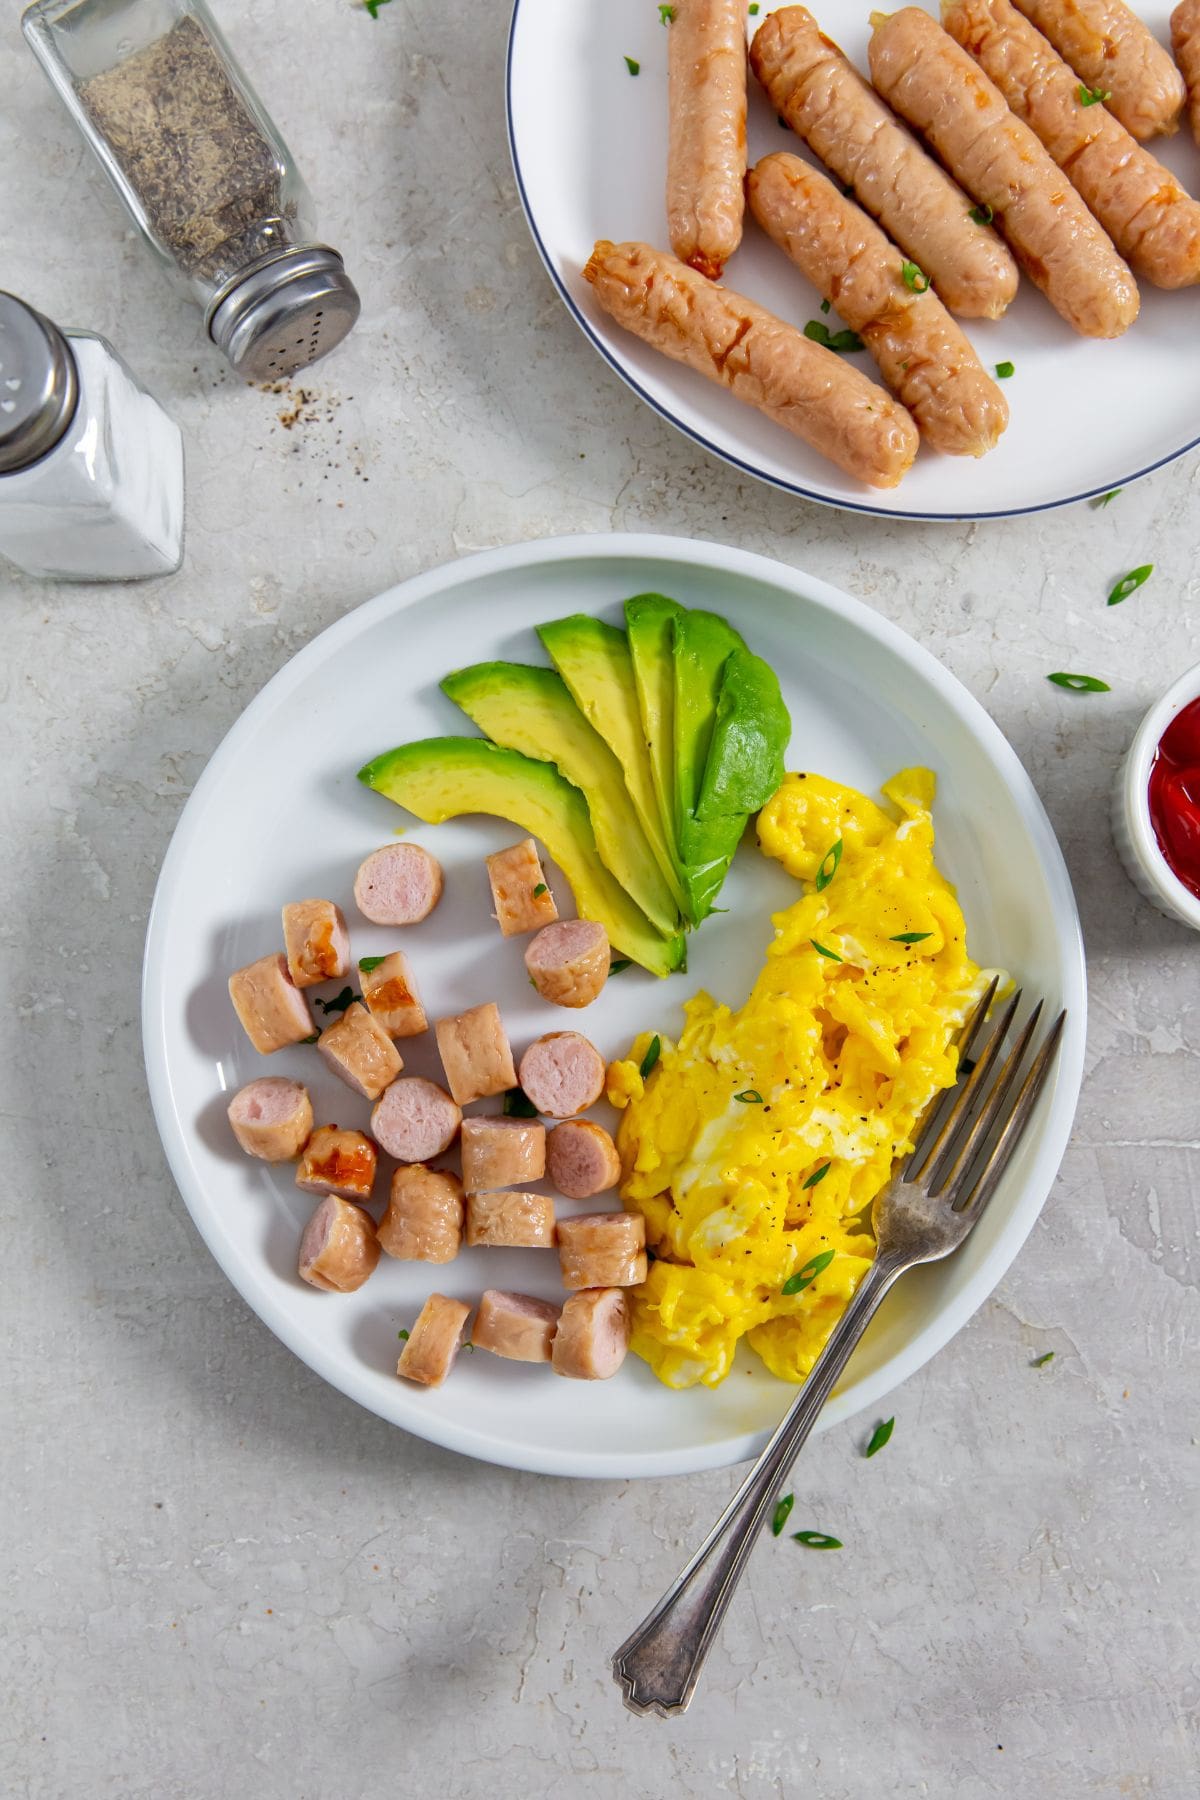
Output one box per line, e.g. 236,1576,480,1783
810,939,843,961
1048,671,1111,692
1107,563,1152,606
640,1035,662,1079
802,1163,831,1190
782,1248,835,1294
793,1530,842,1549
771,1494,795,1536
734,1088,764,1104
865,1417,894,1457
901,261,930,293
815,838,843,891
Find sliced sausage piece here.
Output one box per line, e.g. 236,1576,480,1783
354,843,444,925
1012,0,1185,139
472,1290,560,1363
465,1190,556,1248
371,1076,462,1162
281,899,350,988
359,951,427,1038
525,919,610,1009
317,1001,403,1101
556,1211,648,1290
460,1117,547,1191
667,0,748,280
747,154,1009,456
1172,0,1200,143
946,0,1200,289
298,1195,380,1293
397,1293,472,1386
551,1288,631,1380
518,1032,606,1119
546,1119,622,1199
868,9,1139,339
582,241,919,491
377,1165,464,1262
296,1124,378,1202
227,1077,313,1162
229,952,314,1054
435,1002,517,1105
750,6,1018,319
486,839,559,937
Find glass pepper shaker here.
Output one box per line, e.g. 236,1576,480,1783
23,0,361,381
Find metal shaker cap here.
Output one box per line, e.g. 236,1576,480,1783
0,292,79,474
207,245,360,381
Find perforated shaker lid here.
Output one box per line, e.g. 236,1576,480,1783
0,292,79,474
206,245,361,381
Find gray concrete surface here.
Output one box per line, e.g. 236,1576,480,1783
1,2,1197,1795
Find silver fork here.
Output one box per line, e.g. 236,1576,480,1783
612,981,1066,1718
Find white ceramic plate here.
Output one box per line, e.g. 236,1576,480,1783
143,534,1086,1478
507,0,1200,520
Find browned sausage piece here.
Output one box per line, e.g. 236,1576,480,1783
946,0,1200,289
747,154,1008,456
371,1076,462,1162
1172,0,1200,143
227,1077,313,1162
298,1195,380,1293
359,951,428,1038
546,1119,622,1199
869,9,1139,339
460,1117,547,1191
667,0,748,280
397,1293,472,1386
435,1002,517,1105
377,1165,464,1262
551,1289,631,1380
750,6,1018,318
229,952,314,1054
556,1211,648,1290
296,1124,378,1202
518,1032,606,1119
486,839,559,937
472,1290,560,1363
281,899,350,988
582,241,919,491
1012,0,1184,139
317,1001,403,1101
465,1191,556,1249
354,843,444,925
525,919,610,1009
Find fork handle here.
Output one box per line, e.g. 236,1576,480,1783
612,1253,905,1717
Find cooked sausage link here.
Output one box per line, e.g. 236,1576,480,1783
371,1077,462,1162
460,1117,547,1192
869,9,1139,338
747,153,1008,456
946,0,1200,289
472,1290,561,1363
486,839,559,937
298,1196,380,1293
281,899,350,988
750,6,1018,318
582,241,919,490
525,919,610,1008
377,1165,464,1262
556,1211,648,1290
360,951,428,1038
317,1001,403,1101
227,1077,313,1162
1011,0,1185,139
518,1032,606,1118
1172,0,1200,143
551,1289,631,1380
354,843,444,925
667,0,748,280
435,1002,517,1105
465,1190,556,1249
296,1125,378,1202
546,1119,623,1198
228,952,314,1054
397,1293,472,1386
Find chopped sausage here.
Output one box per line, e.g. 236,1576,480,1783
946,0,1200,289
1012,0,1185,139
747,154,1009,457
750,6,1018,319
354,843,444,925
397,1293,472,1386
667,0,748,280
868,9,1139,339
359,950,428,1038
227,1077,313,1162
228,952,314,1054
298,1195,380,1293
281,899,350,988
486,839,559,937
525,919,610,1008
465,1190,556,1248
371,1076,462,1161
472,1290,561,1363
546,1119,622,1199
317,1001,403,1100
296,1124,378,1202
460,1117,547,1191
582,241,919,491
1172,0,1200,143
556,1211,648,1290
518,1031,606,1118
551,1288,631,1380
435,1002,517,1104
377,1165,464,1262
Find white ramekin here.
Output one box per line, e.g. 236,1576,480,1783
1112,660,1200,931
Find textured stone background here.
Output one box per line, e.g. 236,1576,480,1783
2,2,1197,1795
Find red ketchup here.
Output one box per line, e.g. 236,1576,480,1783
1147,694,1200,901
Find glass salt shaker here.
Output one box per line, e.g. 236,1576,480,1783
23,0,361,381
0,291,184,581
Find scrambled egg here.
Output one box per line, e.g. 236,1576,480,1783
608,768,996,1389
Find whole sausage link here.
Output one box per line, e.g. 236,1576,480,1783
1010,0,1184,139
1171,0,1200,146
667,0,749,279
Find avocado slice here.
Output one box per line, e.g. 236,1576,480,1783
673,609,747,916
357,737,685,977
625,593,685,888
696,650,791,819
439,661,681,935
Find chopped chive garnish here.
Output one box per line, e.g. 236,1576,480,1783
969,201,994,225
624,55,640,75
609,958,633,975
815,837,843,891
810,939,843,962
749,1,759,10
803,1163,831,1189
865,1417,894,1457
1078,82,1110,105
659,3,675,19
1031,1350,1055,1367
771,1493,794,1536
1048,671,1111,692
315,986,360,1015
503,1086,539,1118
793,1530,842,1549
640,1034,662,1079
782,1248,835,1294
358,955,386,973
890,931,932,945
532,882,548,897
364,0,392,16
820,297,832,314
734,1088,764,1104
804,320,865,353
995,360,1014,379
1107,563,1152,606
300,1033,320,1045
397,1328,409,1340
1090,488,1121,508
901,261,930,293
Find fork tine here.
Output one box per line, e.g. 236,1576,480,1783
906,976,999,1168
911,986,1022,1184
937,1000,1045,1203
954,1011,1067,1221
